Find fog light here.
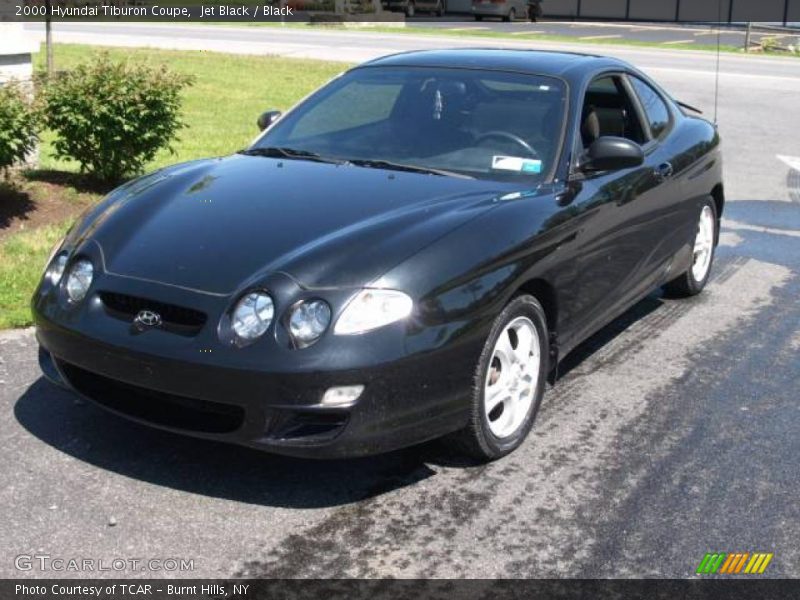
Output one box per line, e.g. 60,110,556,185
321,385,364,406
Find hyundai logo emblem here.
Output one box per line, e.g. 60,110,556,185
133,309,162,330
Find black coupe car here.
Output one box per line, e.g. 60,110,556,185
34,49,723,460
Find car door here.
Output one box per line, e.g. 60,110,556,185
624,73,691,269
559,73,674,347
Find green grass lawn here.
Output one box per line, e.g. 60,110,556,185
0,45,350,329
0,222,72,329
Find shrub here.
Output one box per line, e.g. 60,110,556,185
0,83,38,176
39,54,193,182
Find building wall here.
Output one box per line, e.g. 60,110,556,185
789,0,800,21
629,0,677,21
0,54,34,87
542,0,580,18
730,0,786,21
676,0,730,22
578,0,627,18
543,0,792,22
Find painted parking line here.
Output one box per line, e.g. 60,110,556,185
725,220,800,238
580,34,623,40
510,30,546,35
777,155,800,172
662,39,696,45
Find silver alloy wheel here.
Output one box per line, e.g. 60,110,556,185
484,316,540,439
692,205,715,282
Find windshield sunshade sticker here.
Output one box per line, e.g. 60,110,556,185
492,156,543,174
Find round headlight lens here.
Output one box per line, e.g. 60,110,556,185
232,292,274,341
46,253,69,286
288,300,331,347
65,259,94,303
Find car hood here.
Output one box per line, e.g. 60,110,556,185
74,155,523,295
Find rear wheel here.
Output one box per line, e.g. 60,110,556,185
664,197,718,297
451,295,548,461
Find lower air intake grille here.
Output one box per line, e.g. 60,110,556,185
58,361,244,434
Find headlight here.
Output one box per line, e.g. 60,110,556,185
288,299,331,347
45,252,69,286
232,291,274,341
65,259,94,303
334,289,413,335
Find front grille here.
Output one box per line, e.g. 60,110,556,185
58,361,244,434
99,291,207,336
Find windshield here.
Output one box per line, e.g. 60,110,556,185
252,66,568,182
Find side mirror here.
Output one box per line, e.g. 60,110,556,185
257,110,282,131
579,137,644,173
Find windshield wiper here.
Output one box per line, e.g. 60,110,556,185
240,146,346,165
347,159,474,179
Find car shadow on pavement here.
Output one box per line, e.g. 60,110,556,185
14,379,439,509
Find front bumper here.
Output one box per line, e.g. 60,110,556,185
33,271,482,458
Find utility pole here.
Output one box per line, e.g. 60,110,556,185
45,0,53,76
744,21,752,53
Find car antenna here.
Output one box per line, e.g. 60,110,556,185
713,0,722,125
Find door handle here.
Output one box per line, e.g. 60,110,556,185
655,162,674,180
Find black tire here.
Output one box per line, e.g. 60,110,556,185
450,295,549,461
503,7,515,21
664,196,718,297
434,0,444,16
475,15,483,21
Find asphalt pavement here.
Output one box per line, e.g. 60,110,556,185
2,26,800,578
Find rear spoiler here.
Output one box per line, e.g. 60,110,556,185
676,100,703,115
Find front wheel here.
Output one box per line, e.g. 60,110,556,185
664,197,718,297
450,295,548,461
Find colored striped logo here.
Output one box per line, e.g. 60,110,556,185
696,552,774,575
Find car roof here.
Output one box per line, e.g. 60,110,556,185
360,48,628,80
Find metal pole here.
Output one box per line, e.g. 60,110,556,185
45,0,53,77
745,21,752,52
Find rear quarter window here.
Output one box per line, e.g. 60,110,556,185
629,76,671,139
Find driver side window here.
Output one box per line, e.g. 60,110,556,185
580,75,646,151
